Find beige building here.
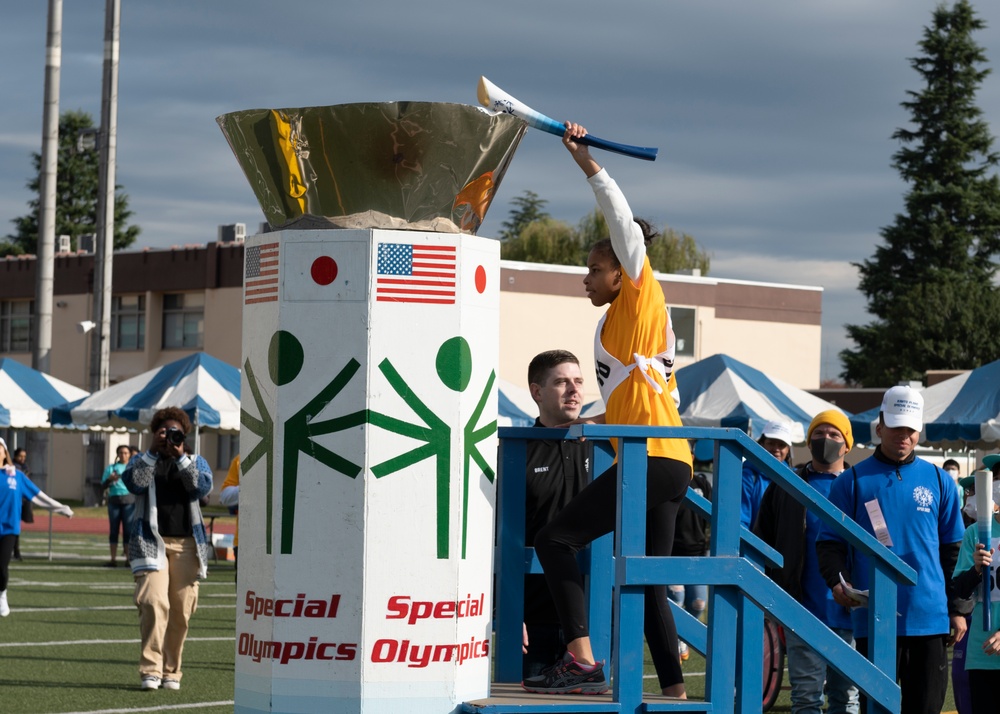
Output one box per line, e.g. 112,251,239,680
0,239,822,500
500,260,822,402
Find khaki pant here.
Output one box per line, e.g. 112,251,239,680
134,536,200,680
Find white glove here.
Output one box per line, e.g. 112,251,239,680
32,491,73,518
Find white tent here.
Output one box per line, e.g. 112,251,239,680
0,358,89,429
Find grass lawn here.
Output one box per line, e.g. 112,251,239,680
2,529,236,713
1,527,960,713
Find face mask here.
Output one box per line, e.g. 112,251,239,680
963,482,1000,521
810,438,843,466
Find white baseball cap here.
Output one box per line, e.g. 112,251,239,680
880,385,923,432
760,420,794,447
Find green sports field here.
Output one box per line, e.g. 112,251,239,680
1,518,959,713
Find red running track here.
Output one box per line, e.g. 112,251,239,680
21,514,236,536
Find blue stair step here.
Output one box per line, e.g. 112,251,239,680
461,683,712,713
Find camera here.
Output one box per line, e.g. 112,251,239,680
165,427,186,446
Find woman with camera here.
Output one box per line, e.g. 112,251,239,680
123,407,214,691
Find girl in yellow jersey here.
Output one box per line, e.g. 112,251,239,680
524,123,693,698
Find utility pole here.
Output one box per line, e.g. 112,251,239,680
29,0,63,491
91,0,121,393
85,0,122,505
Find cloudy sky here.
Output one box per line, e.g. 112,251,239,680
2,1,999,381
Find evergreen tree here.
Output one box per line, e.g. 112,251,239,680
498,190,549,242
841,0,1000,386
1,110,140,256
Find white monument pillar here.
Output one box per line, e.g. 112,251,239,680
219,103,525,713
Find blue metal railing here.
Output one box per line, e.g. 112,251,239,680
480,425,917,714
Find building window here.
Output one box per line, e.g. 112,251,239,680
162,293,204,349
111,295,145,351
0,301,33,352
670,306,696,357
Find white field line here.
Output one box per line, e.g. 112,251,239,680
8,603,234,613
57,701,234,713
9,579,235,589
12,564,235,572
0,636,234,648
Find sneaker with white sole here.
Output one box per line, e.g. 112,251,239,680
140,675,161,690
522,651,608,695
0,590,9,617
162,678,180,690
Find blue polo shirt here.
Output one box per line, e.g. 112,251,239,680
1,468,40,536
817,451,964,637
800,469,853,630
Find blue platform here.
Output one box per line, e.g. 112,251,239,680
466,425,916,714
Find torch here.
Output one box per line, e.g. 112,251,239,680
477,76,658,162
975,468,994,630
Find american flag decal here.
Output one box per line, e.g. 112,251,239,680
376,243,456,304
245,242,280,304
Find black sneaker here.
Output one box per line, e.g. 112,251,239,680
522,652,608,695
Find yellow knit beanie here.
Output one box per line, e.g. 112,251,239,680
807,410,853,451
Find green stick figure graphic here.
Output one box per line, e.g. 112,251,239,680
241,330,366,554
369,336,496,559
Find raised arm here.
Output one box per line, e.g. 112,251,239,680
563,123,645,282
31,490,73,518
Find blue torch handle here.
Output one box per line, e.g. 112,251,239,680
981,529,992,631
985,564,993,631
577,134,658,162
530,114,658,161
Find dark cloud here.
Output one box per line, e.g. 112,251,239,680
2,0,998,382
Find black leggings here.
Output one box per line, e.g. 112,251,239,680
968,668,1000,714
533,455,691,689
856,635,949,714
0,534,16,591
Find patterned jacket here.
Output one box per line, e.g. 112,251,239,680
122,451,214,578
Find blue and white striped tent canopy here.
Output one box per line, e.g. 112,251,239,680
0,358,89,429
675,353,849,444
51,352,240,434
498,379,536,427
850,359,1000,449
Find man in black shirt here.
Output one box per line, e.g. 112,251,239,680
522,350,593,677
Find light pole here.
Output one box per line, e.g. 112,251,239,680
28,0,64,492
84,0,122,505
90,0,121,394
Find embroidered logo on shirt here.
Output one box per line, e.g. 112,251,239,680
534,467,550,474
913,485,934,513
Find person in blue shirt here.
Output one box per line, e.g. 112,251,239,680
741,420,794,529
755,410,858,714
0,437,73,616
816,385,965,714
